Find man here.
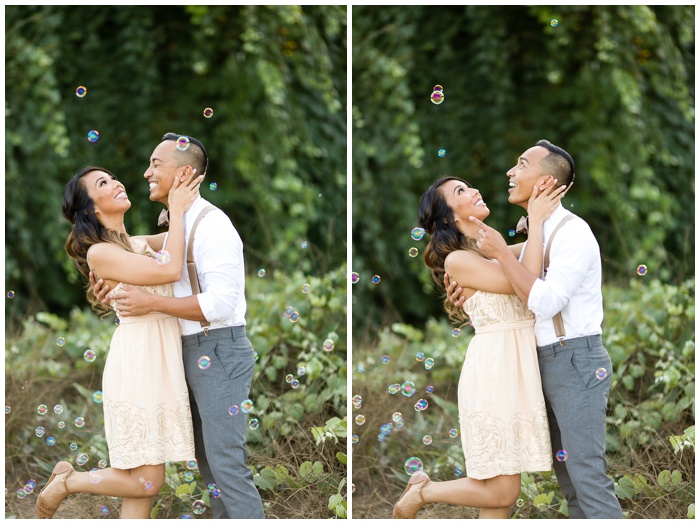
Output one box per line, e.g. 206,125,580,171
446,139,623,519
91,133,264,519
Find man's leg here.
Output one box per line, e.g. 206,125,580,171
184,328,264,519
538,338,622,519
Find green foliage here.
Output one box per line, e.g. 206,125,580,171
352,5,694,334
5,5,346,320
5,266,346,519
352,278,694,518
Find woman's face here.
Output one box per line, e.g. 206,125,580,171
438,179,490,225
80,170,131,220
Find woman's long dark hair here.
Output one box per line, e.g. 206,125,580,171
417,176,488,323
62,166,143,313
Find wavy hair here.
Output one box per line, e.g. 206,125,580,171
417,176,488,323
62,166,145,313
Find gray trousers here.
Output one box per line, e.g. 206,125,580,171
182,326,264,519
537,335,623,519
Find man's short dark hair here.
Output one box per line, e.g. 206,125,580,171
536,139,575,188
161,132,208,176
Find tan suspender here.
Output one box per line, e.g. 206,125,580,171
543,215,576,342
187,205,217,332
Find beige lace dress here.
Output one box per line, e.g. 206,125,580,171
458,291,552,479
102,238,195,469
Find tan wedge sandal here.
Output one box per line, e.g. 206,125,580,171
392,470,430,519
36,461,74,519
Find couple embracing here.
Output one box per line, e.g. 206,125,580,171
37,134,264,519
394,140,623,519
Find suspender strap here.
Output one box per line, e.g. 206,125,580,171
187,205,217,331
543,215,576,342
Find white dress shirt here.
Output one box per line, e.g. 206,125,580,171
520,204,604,346
173,196,247,336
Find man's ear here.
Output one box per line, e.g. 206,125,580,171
539,175,556,190
179,165,194,181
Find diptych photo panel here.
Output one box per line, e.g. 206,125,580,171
4,3,695,522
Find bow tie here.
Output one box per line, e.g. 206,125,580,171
157,209,170,227
516,216,529,234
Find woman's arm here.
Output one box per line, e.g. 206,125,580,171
445,250,515,295
132,233,167,252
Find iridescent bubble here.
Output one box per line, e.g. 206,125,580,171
452,328,461,337
371,275,381,284
180,514,194,519
207,483,217,493
56,337,66,346
89,468,102,484
388,383,400,394
449,428,459,438
380,423,392,435
289,311,299,322
54,404,64,415
192,500,206,515
355,414,366,426
401,381,416,397
351,272,360,284
98,459,107,468
211,489,221,499
301,283,310,293
433,85,443,92
637,264,648,276
46,436,57,446
76,86,87,97
301,241,309,249
595,368,608,380
381,355,390,364
203,107,214,118
87,130,100,142
438,149,446,158
516,499,525,508
415,399,428,411
508,229,516,238
183,471,195,482
352,434,359,444
395,418,405,428
186,459,198,470
352,395,362,407
155,250,171,265
92,391,103,404
415,352,425,362
430,90,444,105
241,399,254,413
551,19,559,27
422,435,432,445
378,434,386,442
297,366,306,376
424,358,435,370
426,385,434,393
411,227,426,241
27,480,37,489
115,318,120,326
404,457,424,475
84,349,96,362
357,363,365,373
35,426,45,437
5,406,10,414
58,421,65,429
454,467,463,477
198,356,211,370
323,339,335,351
144,480,154,491
37,405,48,416
291,379,300,389
254,351,259,362
76,453,89,466
209,182,218,191
176,136,190,151
16,489,27,499
556,449,568,462
7,291,15,299
228,405,239,416
101,506,109,515
284,306,294,317
392,412,403,423
70,443,78,451
23,484,34,494
285,374,294,383
75,417,85,428
257,269,266,278
408,247,419,258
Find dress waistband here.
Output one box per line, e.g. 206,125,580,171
116,312,173,324
474,318,535,334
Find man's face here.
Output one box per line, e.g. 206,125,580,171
143,140,182,206
506,146,550,209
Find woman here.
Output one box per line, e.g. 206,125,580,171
393,176,566,519
36,166,203,519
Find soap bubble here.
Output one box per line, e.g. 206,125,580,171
323,339,335,351
449,428,459,438
98,459,107,468
37,405,48,416
285,374,294,383
438,149,446,158
35,427,45,437
351,272,360,284
556,449,568,462
422,435,432,445
4,406,10,414
516,499,525,508
75,417,85,428
186,459,198,470
509,229,516,237
401,381,416,397
426,385,434,393
424,358,435,370
155,250,171,264
197,356,211,370
248,418,260,430
355,414,366,425
58,421,65,429
228,405,239,416
433,85,443,92
637,264,648,276
388,383,400,394
54,404,64,415
203,107,214,118
76,453,89,466
301,283,311,293
301,241,309,249
452,328,461,337
257,269,266,277
7,290,15,299
408,247,419,257
93,391,103,404
56,337,66,346
381,355,390,364
87,130,100,142
241,399,254,413
415,399,428,411
209,182,218,191
84,349,96,362
291,379,300,389
70,443,78,451
411,227,426,241
415,352,425,362
76,86,87,97
352,434,359,444
183,471,195,482
101,506,109,515
551,19,559,27
596,368,608,380
430,90,445,105
176,136,190,151
192,500,206,515
404,457,424,475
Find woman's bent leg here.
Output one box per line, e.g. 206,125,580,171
67,464,165,498
120,497,155,519
478,507,511,519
